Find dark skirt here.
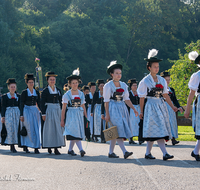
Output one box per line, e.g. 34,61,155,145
66,135,82,141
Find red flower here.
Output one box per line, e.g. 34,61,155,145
116,88,124,93
155,84,163,89
169,92,172,94
135,94,138,97
74,97,80,99
11,97,15,99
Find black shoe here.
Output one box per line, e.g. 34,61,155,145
124,151,133,159
12,147,17,153
68,150,77,156
145,153,156,159
139,141,144,145
172,140,180,146
191,151,200,161
129,140,137,144
34,148,40,154
54,148,61,155
80,150,86,157
108,153,119,158
48,148,52,154
95,137,99,142
101,139,106,143
23,147,30,153
163,153,174,160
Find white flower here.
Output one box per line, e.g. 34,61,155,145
72,68,80,76
107,60,117,68
148,49,158,59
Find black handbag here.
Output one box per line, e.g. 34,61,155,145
20,126,27,136
1,124,7,143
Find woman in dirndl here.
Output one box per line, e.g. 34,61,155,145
61,68,88,157
160,71,184,145
20,74,41,154
85,82,96,141
185,51,200,161
104,61,138,159
138,49,178,160
1,78,20,152
91,79,105,142
127,79,140,145
41,71,65,155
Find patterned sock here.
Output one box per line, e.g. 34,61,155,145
69,140,75,151
157,139,167,156
146,141,154,155
116,139,127,154
194,140,200,155
76,141,83,151
109,139,117,154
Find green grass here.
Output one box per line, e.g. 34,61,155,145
132,126,196,141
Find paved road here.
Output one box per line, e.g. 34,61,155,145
0,140,199,190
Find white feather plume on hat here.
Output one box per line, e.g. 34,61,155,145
188,51,199,61
148,49,158,59
107,60,117,68
72,68,80,76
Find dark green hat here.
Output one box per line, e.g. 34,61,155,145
66,68,81,80
127,78,138,84
88,82,96,87
107,61,123,75
96,79,105,85
195,55,200,64
106,78,112,83
160,71,170,77
144,49,163,62
6,78,17,85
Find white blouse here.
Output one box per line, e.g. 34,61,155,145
137,74,168,98
188,71,200,92
62,90,86,104
48,85,58,94
103,80,130,102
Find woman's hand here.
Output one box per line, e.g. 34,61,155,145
172,106,178,112
20,116,24,122
134,109,139,117
178,107,184,113
139,112,143,120
61,120,65,128
42,115,46,121
105,114,110,123
1,117,5,123
90,113,93,117
184,109,190,119
101,115,105,120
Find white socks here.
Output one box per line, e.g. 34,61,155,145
109,139,127,154
157,139,167,156
146,141,154,155
109,139,116,154
68,140,83,151
116,139,127,154
193,140,200,155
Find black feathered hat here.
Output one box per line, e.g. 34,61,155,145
107,60,122,75
6,78,17,85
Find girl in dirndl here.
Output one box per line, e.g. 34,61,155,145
104,61,138,159
1,78,20,153
138,49,178,160
185,51,200,161
160,71,184,145
127,79,140,145
85,82,96,141
41,71,65,155
91,79,105,142
20,74,41,154
61,68,88,157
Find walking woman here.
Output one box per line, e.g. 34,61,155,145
86,82,96,141
91,79,105,142
127,79,140,145
137,49,177,160
20,74,41,154
185,51,200,161
1,78,20,152
104,61,138,159
160,71,183,145
61,68,87,157
41,71,65,155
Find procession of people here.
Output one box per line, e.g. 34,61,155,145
0,48,200,161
